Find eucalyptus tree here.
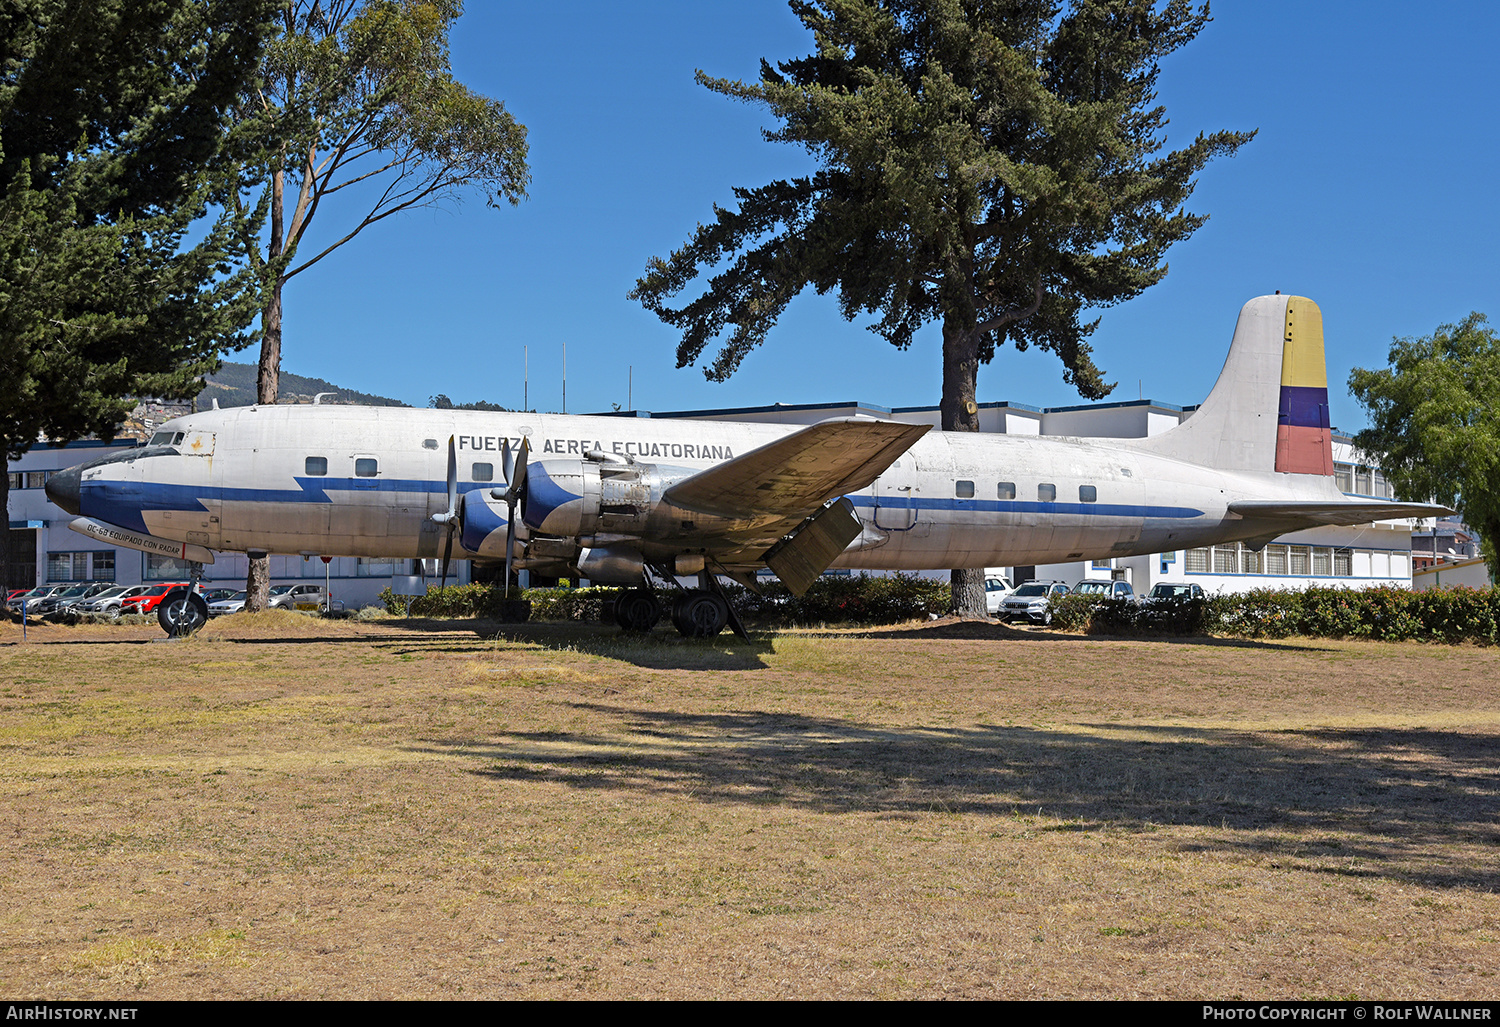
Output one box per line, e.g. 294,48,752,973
229,0,530,607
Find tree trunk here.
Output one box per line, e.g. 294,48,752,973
0,464,13,592
940,315,988,617
243,276,283,613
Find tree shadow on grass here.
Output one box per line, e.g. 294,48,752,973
414,705,1500,891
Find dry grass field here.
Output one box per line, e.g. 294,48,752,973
2,612,1498,999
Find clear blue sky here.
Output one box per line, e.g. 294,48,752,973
276,1,1500,435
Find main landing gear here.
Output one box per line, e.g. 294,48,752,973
614,573,743,640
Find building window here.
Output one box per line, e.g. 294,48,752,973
1038,483,1056,502
1213,545,1238,574
472,462,494,482
1335,464,1354,493
144,553,192,581
1240,545,1261,574
1334,548,1353,576
1185,547,1210,573
305,456,328,476
1355,467,1372,495
6,472,19,490
997,482,1016,500
91,551,115,581
1288,545,1311,575
1264,544,1287,575
25,471,47,489
1372,471,1391,499
356,557,397,577
46,552,82,581
1079,485,1097,503
1313,547,1333,576
355,458,378,477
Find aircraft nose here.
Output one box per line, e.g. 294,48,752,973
45,465,82,515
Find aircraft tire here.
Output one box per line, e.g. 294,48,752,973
158,589,209,637
614,589,660,632
672,589,729,638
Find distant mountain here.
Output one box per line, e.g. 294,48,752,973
196,362,409,409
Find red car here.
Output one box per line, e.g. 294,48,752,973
117,583,192,615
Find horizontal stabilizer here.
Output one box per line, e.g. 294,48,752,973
664,417,930,520
1228,499,1453,529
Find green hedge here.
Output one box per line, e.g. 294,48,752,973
1047,585,1500,644
380,572,950,628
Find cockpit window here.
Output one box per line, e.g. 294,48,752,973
148,431,184,447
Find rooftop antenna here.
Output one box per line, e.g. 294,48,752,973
629,365,632,411
523,345,528,411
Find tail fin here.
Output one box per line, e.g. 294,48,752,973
1134,294,1333,475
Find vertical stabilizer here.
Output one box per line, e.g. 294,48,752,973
1135,295,1333,476
1274,298,1334,475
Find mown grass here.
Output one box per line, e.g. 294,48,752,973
1,615,1498,998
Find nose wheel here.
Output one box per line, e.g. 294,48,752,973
158,589,209,637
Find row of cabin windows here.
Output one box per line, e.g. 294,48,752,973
305,457,379,477
954,480,1098,503
303,458,500,481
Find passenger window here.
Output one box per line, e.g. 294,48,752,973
305,457,328,476
955,480,974,498
1038,483,1056,502
355,458,378,477
1079,485,1097,503
472,462,494,482
998,482,1016,500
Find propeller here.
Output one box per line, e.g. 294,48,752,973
495,436,530,596
430,435,461,588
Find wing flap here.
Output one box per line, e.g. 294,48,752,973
664,417,930,520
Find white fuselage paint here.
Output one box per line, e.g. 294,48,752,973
84,403,1348,572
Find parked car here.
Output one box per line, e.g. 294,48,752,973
201,588,240,605
208,591,247,617
984,574,1016,615
72,584,155,619
7,584,72,613
267,583,331,612
1142,582,1206,604
1000,581,1070,625
38,582,114,617
117,583,192,616
1072,579,1139,605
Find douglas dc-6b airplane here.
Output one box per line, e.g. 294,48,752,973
46,295,1449,638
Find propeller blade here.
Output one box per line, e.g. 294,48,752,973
503,514,516,598
439,528,453,589
431,435,459,526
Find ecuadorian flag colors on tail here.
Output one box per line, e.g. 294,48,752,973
1275,297,1334,475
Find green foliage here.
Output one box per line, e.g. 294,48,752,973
1055,586,1500,645
632,0,1253,411
0,0,272,462
379,573,949,627
1349,314,1500,576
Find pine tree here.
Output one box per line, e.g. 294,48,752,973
632,0,1253,614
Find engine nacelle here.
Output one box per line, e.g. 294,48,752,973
459,489,516,559
522,459,663,537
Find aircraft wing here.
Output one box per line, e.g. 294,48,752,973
663,417,931,520
1228,499,1453,527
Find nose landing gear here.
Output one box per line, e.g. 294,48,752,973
158,561,209,637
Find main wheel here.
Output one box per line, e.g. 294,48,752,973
614,589,661,632
671,589,729,638
158,589,209,637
